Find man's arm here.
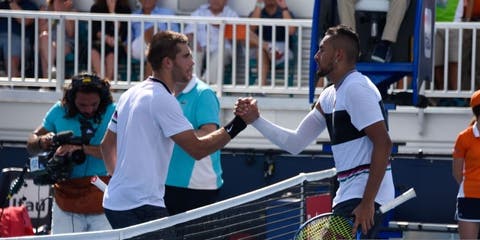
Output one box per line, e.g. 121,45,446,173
276,0,296,35
249,0,264,32
26,126,54,156
171,117,245,160
80,145,103,159
9,2,34,26
195,124,218,137
236,97,326,154
100,129,117,175
352,120,392,235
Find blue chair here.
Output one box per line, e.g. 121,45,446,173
309,0,435,105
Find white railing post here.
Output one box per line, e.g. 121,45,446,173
56,15,65,92
217,22,225,97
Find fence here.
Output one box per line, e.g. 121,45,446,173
0,10,312,96
0,10,478,100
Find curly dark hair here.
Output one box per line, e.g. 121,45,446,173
61,73,113,123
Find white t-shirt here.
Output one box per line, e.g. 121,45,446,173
184,4,239,53
319,71,394,207
103,79,193,211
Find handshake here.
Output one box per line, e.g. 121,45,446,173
223,97,260,140
234,97,260,125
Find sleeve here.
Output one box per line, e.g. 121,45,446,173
42,102,62,133
251,109,326,154
195,89,220,129
154,95,193,137
345,82,384,131
107,110,118,133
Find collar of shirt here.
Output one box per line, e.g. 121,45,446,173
181,76,199,94
335,69,357,90
474,121,479,138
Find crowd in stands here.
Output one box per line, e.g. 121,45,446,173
0,0,297,86
0,0,477,107
0,0,38,78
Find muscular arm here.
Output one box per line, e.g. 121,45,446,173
352,120,392,235
100,129,117,175
171,128,232,160
195,123,218,137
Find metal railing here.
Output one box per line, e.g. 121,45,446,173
0,10,478,100
0,10,312,96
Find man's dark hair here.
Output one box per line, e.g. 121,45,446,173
325,24,360,63
147,30,189,70
61,73,113,122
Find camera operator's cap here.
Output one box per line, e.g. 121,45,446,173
470,89,480,108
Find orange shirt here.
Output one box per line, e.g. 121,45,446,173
453,122,480,198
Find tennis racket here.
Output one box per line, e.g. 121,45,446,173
294,188,417,240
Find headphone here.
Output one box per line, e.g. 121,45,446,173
66,73,111,104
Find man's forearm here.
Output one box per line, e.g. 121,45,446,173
362,144,391,204
26,134,44,156
83,145,103,159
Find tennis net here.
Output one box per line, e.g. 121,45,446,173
10,168,336,240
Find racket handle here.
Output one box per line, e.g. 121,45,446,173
91,175,107,192
379,188,416,214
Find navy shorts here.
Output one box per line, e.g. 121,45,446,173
456,198,480,222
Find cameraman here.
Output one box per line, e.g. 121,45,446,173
26,73,115,234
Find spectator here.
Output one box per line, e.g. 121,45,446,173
235,25,394,238
131,0,179,77
100,31,247,231
164,73,222,216
452,89,480,239
337,0,410,63
184,0,239,83
26,73,115,234
249,0,296,86
38,0,76,78
434,0,462,91
90,0,131,81
0,0,38,77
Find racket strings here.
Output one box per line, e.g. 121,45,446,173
295,215,354,240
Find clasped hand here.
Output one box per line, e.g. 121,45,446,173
234,97,260,124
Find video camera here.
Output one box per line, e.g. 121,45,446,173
29,131,86,185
